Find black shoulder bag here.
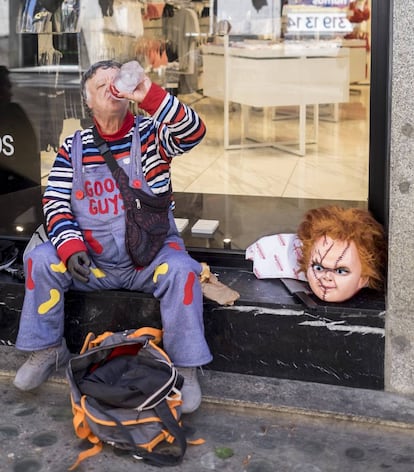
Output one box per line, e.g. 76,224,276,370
92,126,171,267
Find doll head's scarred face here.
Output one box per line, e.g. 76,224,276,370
306,235,368,303
297,206,387,303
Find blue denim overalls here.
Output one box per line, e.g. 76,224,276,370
16,119,212,368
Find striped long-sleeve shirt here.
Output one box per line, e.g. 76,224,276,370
42,83,206,264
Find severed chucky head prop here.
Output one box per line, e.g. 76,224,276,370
297,206,387,303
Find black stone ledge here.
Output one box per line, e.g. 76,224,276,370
0,255,386,390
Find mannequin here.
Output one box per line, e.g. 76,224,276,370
247,206,387,303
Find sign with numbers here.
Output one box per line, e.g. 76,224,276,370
288,0,350,6
286,11,353,33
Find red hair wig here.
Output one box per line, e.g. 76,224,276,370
297,206,387,291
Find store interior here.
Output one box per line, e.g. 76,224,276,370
1,0,372,251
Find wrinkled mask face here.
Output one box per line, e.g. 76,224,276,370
306,236,368,303
84,66,128,117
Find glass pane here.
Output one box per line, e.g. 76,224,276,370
0,0,371,252
177,0,371,249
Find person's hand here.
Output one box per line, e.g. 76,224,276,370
67,251,91,283
117,75,152,104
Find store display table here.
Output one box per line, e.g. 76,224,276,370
202,41,350,155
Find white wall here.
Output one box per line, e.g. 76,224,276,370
0,0,9,37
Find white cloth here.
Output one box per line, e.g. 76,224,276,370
245,233,307,281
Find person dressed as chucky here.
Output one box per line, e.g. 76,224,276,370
13,60,212,414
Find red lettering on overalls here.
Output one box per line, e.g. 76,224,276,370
108,195,120,215
85,178,116,197
89,199,98,215
97,199,109,214
104,178,115,193
84,180,93,197
94,181,104,196
88,195,122,216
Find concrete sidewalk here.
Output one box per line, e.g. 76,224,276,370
1,346,414,472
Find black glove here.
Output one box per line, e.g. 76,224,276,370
67,251,91,283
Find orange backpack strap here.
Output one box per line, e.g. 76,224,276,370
81,328,162,353
68,442,103,470
88,331,114,348
188,438,206,446
69,398,103,470
79,332,96,354
127,327,163,344
71,401,91,440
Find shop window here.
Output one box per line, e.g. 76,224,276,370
0,0,375,256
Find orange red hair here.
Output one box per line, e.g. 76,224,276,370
297,206,387,291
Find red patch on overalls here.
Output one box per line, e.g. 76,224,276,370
183,272,195,305
84,230,103,254
132,179,142,189
26,258,35,290
75,190,84,200
168,242,182,251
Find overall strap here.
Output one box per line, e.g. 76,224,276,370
71,130,83,175
70,129,88,197
131,115,143,179
92,126,119,173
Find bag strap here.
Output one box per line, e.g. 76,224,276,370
69,400,103,470
91,126,171,209
92,126,119,173
92,125,172,206
127,327,163,344
83,328,163,352
69,442,102,471
88,396,187,466
92,126,161,209
153,400,187,460
79,332,96,354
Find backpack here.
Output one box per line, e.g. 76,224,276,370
0,239,18,270
66,327,194,469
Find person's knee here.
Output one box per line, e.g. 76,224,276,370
167,259,200,283
154,257,201,295
24,242,60,273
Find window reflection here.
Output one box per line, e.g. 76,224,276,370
0,65,40,193
1,0,371,251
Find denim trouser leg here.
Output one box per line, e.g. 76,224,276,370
128,240,213,368
16,237,213,368
16,242,72,351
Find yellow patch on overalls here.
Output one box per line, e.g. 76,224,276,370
38,289,60,315
50,261,67,273
91,267,106,278
153,263,169,283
